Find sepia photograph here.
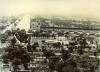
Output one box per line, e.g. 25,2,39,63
0,0,100,72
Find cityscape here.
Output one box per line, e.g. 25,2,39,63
0,15,100,72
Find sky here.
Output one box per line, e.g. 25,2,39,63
0,0,100,19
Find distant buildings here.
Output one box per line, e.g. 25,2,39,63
30,21,41,30
1,16,100,31
30,16,100,31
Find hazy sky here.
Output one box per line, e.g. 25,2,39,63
0,0,100,18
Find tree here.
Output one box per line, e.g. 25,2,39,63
42,49,55,59
60,49,70,60
2,43,31,71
